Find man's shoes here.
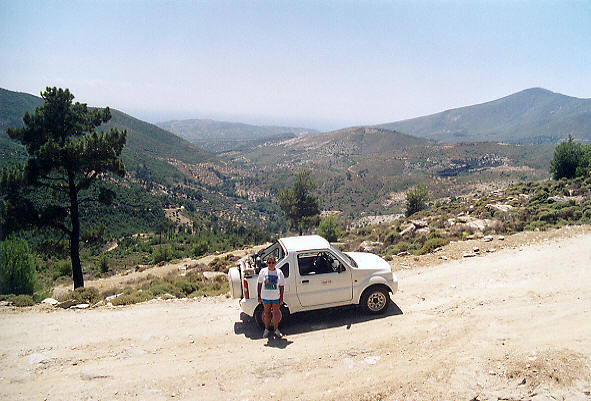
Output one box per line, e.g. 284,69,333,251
262,328,270,338
274,329,283,338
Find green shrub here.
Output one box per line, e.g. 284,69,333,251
0,239,36,295
318,215,341,242
549,136,588,179
10,294,35,307
390,241,411,255
152,245,172,264
192,240,209,257
208,255,238,273
98,255,109,274
111,289,151,306
63,287,101,304
405,184,430,217
52,260,72,281
418,237,450,255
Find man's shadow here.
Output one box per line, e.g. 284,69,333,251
263,336,293,349
234,301,403,342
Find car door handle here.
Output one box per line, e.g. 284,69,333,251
301,280,309,284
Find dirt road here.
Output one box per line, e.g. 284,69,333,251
2,229,591,401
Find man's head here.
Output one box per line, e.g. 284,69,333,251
267,256,276,268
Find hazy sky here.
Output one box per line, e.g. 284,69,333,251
1,1,590,130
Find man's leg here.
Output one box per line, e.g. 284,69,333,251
263,304,271,329
271,303,280,331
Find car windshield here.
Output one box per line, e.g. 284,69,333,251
329,244,357,268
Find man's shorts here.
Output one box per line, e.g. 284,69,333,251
262,299,280,305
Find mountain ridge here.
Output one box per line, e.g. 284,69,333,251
156,118,317,145
376,88,591,144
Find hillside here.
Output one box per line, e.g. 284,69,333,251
0,87,282,235
223,126,554,217
377,88,591,144
156,118,317,150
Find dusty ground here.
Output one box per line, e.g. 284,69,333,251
2,226,591,401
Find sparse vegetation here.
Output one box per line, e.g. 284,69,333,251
344,177,591,257
111,271,228,306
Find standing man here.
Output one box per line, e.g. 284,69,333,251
257,256,285,338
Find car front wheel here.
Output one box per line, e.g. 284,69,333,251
361,287,390,314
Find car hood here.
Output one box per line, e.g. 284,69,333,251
345,252,391,272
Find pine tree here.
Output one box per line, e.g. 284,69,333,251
1,87,127,288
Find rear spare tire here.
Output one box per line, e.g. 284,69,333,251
228,267,242,299
254,305,288,329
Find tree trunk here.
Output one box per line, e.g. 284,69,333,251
68,172,84,289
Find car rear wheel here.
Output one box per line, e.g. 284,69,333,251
361,287,390,314
254,305,289,329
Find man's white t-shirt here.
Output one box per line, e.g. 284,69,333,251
257,267,286,300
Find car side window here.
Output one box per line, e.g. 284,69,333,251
298,252,343,276
263,245,285,265
280,263,289,278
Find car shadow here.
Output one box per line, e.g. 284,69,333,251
233,300,403,340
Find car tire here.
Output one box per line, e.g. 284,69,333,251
254,304,288,329
360,286,390,314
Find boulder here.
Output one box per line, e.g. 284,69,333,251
56,300,78,309
70,303,89,309
548,195,569,204
415,227,431,237
409,219,428,228
483,235,493,242
358,241,383,253
105,293,123,301
486,203,513,213
42,298,59,305
463,253,477,258
399,224,416,237
203,271,226,280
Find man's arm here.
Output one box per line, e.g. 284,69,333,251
279,285,284,304
257,282,263,304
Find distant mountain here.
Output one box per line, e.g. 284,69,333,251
377,88,591,144
156,118,317,144
262,126,432,160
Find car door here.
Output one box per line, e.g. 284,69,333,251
295,250,352,307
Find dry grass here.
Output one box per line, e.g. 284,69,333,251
503,349,591,390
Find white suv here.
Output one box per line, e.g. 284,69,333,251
228,235,398,327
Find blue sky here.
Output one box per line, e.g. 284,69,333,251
1,0,590,130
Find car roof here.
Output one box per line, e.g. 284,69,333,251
279,235,330,253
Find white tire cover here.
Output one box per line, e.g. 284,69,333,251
228,267,242,299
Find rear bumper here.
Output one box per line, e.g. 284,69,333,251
239,298,259,317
